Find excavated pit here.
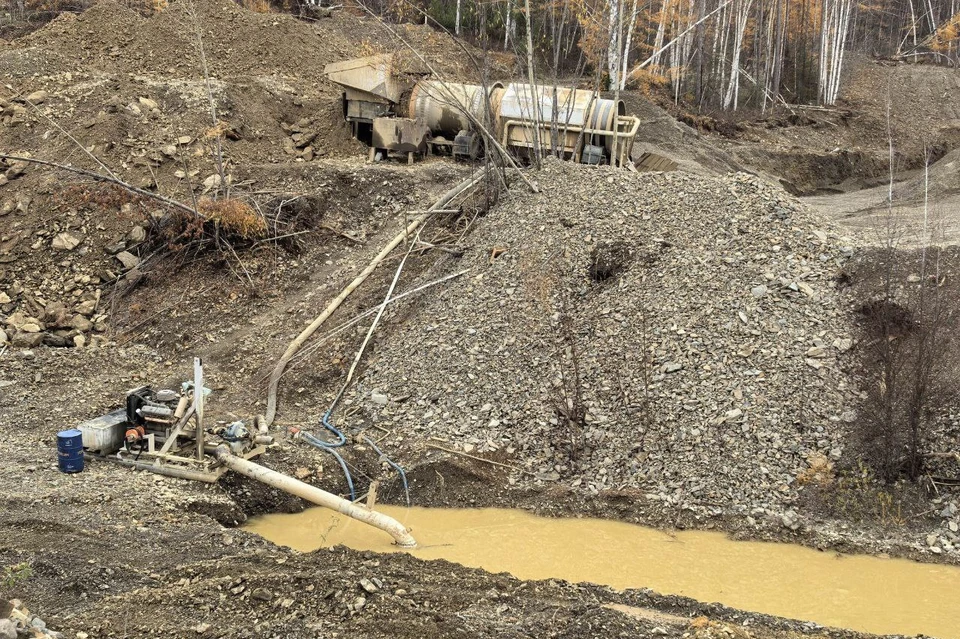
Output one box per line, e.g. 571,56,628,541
245,504,960,639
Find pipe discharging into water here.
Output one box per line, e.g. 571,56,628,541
244,505,960,639
215,447,416,547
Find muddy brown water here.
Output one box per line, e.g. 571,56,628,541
244,506,960,638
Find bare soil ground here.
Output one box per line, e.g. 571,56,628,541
2,2,960,637
710,55,960,245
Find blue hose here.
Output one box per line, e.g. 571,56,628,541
301,430,357,501
301,410,355,501
304,391,408,506
364,436,411,506
320,409,347,446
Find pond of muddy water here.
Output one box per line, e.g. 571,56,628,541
245,506,958,638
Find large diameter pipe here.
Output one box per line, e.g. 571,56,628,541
408,80,503,137
214,446,417,548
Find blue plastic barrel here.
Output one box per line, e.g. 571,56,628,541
57,429,84,474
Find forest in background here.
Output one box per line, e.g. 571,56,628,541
3,0,959,111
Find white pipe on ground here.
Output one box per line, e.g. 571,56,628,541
214,446,416,547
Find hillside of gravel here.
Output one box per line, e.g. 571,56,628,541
0,0,499,353
0,0,502,181
357,160,861,518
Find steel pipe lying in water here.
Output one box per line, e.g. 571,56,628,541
214,445,416,547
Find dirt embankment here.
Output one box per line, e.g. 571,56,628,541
2,2,960,637
730,56,960,193
0,0,494,353
660,54,960,200
654,54,960,245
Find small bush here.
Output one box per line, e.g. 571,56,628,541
1,562,32,589
197,197,267,239
796,452,835,488
806,461,921,528
240,0,271,12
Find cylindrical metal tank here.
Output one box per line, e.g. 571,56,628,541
497,83,625,159
408,80,504,137
57,428,84,473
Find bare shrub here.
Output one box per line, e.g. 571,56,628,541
805,461,926,528
552,291,587,462
196,197,267,239
796,451,835,489
853,249,958,482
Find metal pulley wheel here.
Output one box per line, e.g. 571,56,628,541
453,131,481,160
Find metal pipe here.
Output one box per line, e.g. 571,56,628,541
174,395,189,419
194,358,204,462
97,452,220,483
500,116,641,166
213,446,416,547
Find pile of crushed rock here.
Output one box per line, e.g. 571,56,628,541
357,159,862,516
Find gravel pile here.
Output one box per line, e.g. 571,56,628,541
360,159,862,515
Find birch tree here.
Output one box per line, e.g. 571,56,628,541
818,0,853,104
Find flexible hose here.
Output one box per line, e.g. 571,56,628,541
281,173,485,501
308,216,424,504
364,436,410,506
319,409,347,446
302,430,356,502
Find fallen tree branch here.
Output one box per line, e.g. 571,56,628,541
326,212,430,416
0,154,202,219
414,240,464,256
281,268,473,376
263,171,486,427
425,443,536,476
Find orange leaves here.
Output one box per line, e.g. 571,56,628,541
572,0,611,64
625,65,669,92
930,11,960,51
196,198,267,239
240,0,273,12
54,183,145,212
203,121,232,141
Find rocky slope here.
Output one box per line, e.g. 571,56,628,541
357,160,859,517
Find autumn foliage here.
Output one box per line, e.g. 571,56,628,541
5,0,958,108
196,198,267,240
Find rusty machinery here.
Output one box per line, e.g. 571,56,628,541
323,55,640,166
78,358,269,482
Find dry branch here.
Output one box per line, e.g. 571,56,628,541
0,154,202,219
425,442,536,476
263,171,486,427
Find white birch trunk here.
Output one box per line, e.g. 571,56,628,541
651,0,670,69
722,0,752,110
607,0,622,89
619,0,640,89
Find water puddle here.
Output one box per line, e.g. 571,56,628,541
244,506,960,638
